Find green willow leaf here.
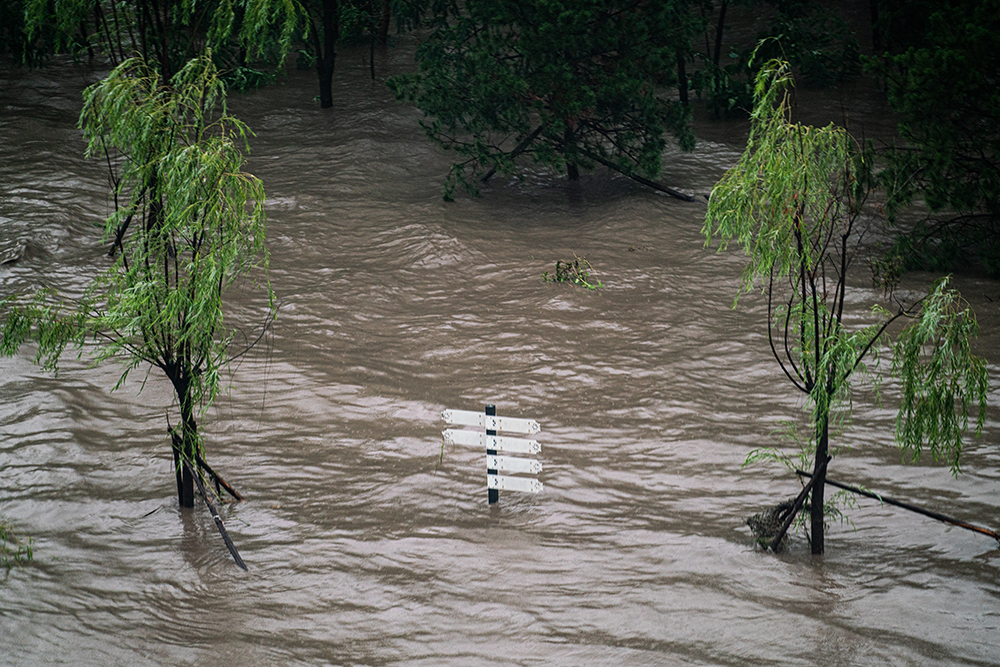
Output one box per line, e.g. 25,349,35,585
2,54,274,503
704,58,989,552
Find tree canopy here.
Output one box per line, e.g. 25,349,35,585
694,0,862,118
389,0,700,199
869,0,1000,276
10,0,303,82
6,0,412,107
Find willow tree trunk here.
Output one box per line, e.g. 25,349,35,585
811,419,829,554
168,369,199,508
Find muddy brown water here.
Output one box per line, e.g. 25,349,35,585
1,48,999,666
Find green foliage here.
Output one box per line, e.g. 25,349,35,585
878,217,1000,281
893,278,989,474
238,0,306,67
743,420,815,474
0,0,49,65
705,59,856,305
15,0,304,81
691,56,754,118
822,489,859,530
542,256,603,290
0,518,33,569
868,0,1000,276
388,0,699,198
338,1,380,43
1,53,274,478
705,60,989,551
693,1,861,117
0,292,86,372
221,64,276,92
77,53,273,412
753,3,861,87
21,0,92,54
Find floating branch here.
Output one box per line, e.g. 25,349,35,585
195,454,243,502
543,255,603,290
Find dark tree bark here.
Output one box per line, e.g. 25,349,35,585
184,460,248,570
811,420,829,553
713,0,728,66
564,127,579,180
379,0,391,45
80,18,94,60
172,439,184,502
314,0,339,109
580,148,695,201
766,456,829,552
796,470,1000,541
148,0,172,80
677,48,688,105
167,366,198,508
870,0,882,53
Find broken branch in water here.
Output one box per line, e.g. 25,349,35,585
194,453,243,502
168,429,243,502
796,470,1000,543
579,149,696,202
183,459,248,571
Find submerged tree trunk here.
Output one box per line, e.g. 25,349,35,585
677,49,689,106
564,127,579,180
379,0,391,45
317,59,335,108
870,0,882,53
172,439,183,503
315,0,339,109
713,0,728,67
169,367,199,508
811,419,829,554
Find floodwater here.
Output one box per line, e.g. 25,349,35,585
1,46,999,667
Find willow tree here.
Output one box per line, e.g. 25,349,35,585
704,60,989,554
1,54,273,517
